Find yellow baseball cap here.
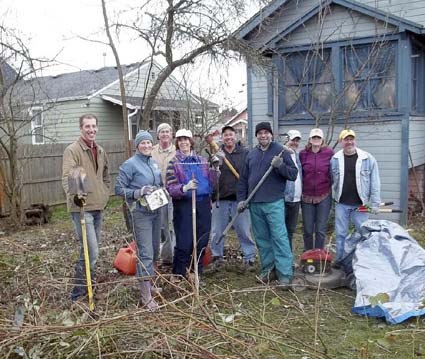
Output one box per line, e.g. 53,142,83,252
339,129,356,140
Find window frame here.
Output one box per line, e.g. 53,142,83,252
30,106,44,145
277,39,399,117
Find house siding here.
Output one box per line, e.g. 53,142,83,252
248,65,272,144
284,4,397,47
359,0,425,27
409,116,425,168
275,120,403,220
245,0,319,49
40,98,124,144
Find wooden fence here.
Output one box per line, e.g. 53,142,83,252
0,141,127,212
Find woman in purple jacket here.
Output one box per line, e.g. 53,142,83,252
166,129,220,280
299,128,334,251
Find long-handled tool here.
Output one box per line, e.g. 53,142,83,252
79,196,95,311
216,135,290,245
68,167,94,311
191,174,199,295
357,201,402,213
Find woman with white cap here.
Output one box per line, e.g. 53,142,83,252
115,130,163,310
166,129,220,280
299,128,334,251
283,129,303,251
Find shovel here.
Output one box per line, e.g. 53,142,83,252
79,197,95,311
68,167,95,311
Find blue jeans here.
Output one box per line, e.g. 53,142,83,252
249,199,293,281
159,202,176,264
132,209,161,278
210,200,256,262
335,203,368,262
285,201,300,250
70,210,103,301
301,195,332,251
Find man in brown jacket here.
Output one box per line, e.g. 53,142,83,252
62,114,111,302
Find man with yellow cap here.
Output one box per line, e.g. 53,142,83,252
331,129,381,263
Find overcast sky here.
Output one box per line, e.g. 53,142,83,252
1,0,257,110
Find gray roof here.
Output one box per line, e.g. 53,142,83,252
1,60,19,87
103,94,206,111
19,63,142,103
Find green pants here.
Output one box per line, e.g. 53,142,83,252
250,199,293,280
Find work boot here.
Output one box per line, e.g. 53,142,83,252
241,259,256,272
138,280,158,311
257,268,277,284
277,277,292,291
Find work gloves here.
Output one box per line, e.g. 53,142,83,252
134,186,157,199
210,150,225,168
182,179,198,193
237,200,248,213
73,194,87,207
271,155,283,168
370,206,380,215
210,155,221,169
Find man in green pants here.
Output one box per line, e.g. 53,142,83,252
237,122,297,286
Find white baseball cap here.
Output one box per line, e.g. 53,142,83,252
175,129,193,138
309,128,324,138
287,130,302,140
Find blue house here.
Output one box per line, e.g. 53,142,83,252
237,0,425,224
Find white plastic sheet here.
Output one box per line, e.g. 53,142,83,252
350,220,425,324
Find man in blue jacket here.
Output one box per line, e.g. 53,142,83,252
237,122,298,286
331,129,381,263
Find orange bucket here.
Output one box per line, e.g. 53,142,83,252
113,241,137,275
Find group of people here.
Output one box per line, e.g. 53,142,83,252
62,114,380,309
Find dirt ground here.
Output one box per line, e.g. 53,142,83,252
1,199,425,358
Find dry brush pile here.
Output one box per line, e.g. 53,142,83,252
1,204,425,358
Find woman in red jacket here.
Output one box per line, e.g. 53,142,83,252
299,128,334,251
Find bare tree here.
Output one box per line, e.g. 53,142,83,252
105,0,248,130
101,0,132,158
0,25,50,224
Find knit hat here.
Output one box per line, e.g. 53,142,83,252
135,130,153,147
156,123,172,134
255,122,273,136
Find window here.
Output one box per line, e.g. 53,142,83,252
412,45,425,113
283,49,333,114
30,107,44,144
343,43,396,111
131,116,138,139
194,113,203,127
